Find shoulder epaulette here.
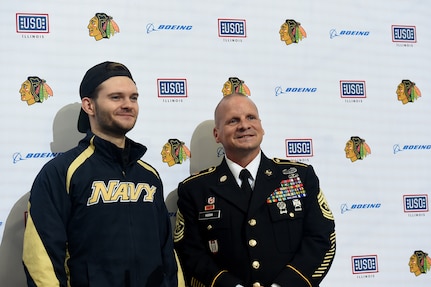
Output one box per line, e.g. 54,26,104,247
272,158,308,168
182,166,217,184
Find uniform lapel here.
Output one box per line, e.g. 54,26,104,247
210,159,249,213
248,155,279,214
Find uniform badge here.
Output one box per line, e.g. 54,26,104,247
199,210,221,220
292,198,302,211
277,201,287,214
265,169,273,176
205,205,215,211
208,240,219,254
205,197,216,210
283,167,297,175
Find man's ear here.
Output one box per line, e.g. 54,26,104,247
213,127,220,143
81,97,95,116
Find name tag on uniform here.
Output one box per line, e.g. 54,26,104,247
198,210,221,220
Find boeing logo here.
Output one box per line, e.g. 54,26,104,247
275,86,317,96
393,144,431,154
13,152,62,164
146,23,192,34
217,147,225,158
341,203,381,214
13,152,25,163
329,29,370,39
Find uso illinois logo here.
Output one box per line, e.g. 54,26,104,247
157,79,187,98
392,25,416,43
403,194,428,212
218,19,246,38
16,13,49,33
352,255,379,274
285,139,313,157
340,80,366,98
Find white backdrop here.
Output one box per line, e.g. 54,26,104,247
1,0,430,286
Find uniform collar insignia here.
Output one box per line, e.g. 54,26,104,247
265,169,273,176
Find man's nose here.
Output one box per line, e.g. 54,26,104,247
238,118,250,129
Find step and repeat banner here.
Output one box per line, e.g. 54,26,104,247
1,0,430,286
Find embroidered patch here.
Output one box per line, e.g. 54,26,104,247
174,209,185,242
318,189,334,220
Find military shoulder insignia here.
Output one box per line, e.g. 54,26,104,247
318,189,334,221
182,166,217,184
272,157,308,168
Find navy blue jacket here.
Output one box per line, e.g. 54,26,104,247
23,132,177,287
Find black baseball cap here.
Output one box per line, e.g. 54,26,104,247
77,61,135,133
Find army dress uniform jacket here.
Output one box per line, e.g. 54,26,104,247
174,153,335,287
23,131,178,287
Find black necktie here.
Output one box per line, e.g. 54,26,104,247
239,169,253,195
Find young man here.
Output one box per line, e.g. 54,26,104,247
174,93,336,287
23,61,178,287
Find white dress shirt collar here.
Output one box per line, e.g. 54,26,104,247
225,152,261,188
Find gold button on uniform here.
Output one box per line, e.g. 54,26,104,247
248,219,257,226
289,212,294,218
248,239,257,247
207,225,213,230
252,260,260,269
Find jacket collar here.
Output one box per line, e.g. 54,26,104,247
79,131,147,165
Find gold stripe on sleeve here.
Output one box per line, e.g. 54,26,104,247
23,204,59,286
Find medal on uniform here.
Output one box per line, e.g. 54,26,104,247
277,201,287,214
292,198,302,211
208,240,219,254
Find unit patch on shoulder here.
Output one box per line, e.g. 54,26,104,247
318,189,334,221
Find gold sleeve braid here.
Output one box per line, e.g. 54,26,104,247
312,232,336,278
